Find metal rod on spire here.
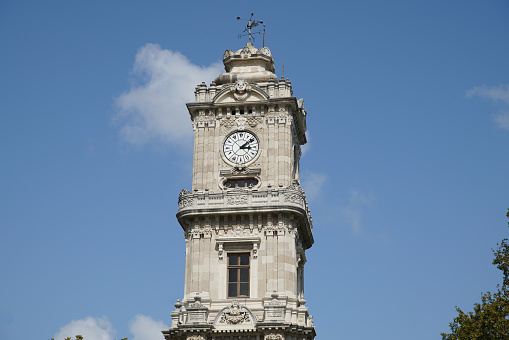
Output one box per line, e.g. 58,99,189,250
237,13,264,44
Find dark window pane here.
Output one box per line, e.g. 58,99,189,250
239,283,249,296
224,178,258,189
240,268,249,282
240,254,249,266
228,268,237,283
229,255,238,266
228,283,237,297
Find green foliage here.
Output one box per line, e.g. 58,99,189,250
441,209,509,340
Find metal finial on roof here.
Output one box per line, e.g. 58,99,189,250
237,13,265,45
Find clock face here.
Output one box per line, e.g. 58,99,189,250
223,131,259,165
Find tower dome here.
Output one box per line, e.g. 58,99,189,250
213,42,277,85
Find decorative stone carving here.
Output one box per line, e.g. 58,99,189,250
186,295,209,324
257,46,272,57
269,292,282,306
264,292,286,322
218,243,224,260
227,195,248,205
264,334,284,340
188,299,204,309
236,116,247,129
179,189,191,196
231,166,250,175
220,117,236,128
219,301,251,325
233,79,249,101
232,225,246,237
240,46,252,58
284,183,306,205
284,192,304,205
223,49,235,60
178,189,194,210
247,117,262,127
187,335,206,340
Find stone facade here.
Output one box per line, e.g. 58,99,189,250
163,42,316,340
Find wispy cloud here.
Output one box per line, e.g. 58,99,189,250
301,172,326,202
54,316,115,340
339,189,376,234
114,43,223,146
129,314,169,340
466,84,509,130
466,85,509,104
493,111,509,130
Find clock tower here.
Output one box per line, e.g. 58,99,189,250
163,40,316,340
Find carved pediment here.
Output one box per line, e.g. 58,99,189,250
213,301,256,328
213,79,269,104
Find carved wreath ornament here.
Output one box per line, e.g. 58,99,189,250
219,301,251,324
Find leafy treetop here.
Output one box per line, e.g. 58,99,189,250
441,209,509,340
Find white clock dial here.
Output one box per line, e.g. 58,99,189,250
223,131,259,165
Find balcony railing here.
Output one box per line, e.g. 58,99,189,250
177,184,313,230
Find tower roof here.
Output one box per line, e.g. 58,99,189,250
213,42,277,85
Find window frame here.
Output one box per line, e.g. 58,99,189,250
227,252,250,298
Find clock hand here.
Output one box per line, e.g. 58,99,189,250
240,142,251,150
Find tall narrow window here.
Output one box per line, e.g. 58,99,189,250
227,253,250,298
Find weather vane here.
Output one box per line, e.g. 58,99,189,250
237,13,265,46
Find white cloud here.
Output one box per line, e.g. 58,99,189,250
114,43,223,146
494,110,509,130
340,189,376,233
466,85,509,104
301,172,326,202
129,314,169,340
54,316,115,340
466,85,509,130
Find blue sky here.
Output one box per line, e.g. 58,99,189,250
1,1,508,339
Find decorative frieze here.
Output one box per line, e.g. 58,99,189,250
227,195,248,205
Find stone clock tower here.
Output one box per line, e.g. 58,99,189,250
163,41,316,340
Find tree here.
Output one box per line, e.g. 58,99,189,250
441,209,509,340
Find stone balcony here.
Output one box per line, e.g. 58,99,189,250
176,184,314,249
